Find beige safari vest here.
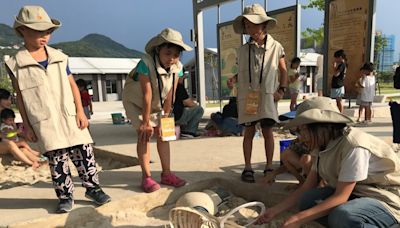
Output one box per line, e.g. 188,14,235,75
122,54,182,128
237,34,285,124
6,46,93,152
314,127,400,222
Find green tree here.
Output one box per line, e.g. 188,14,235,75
301,27,324,51
301,0,325,51
302,0,325,11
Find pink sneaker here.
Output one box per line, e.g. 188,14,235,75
161,173,186,187
141,177,160,193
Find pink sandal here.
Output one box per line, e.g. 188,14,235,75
161,173,186,187
142,177,160,193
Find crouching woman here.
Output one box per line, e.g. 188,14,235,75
257,97,400,228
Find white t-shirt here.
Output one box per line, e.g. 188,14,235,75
338,147,392,182
360,75,376,102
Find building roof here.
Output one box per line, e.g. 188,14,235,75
299,52,321,66
69,57,140,74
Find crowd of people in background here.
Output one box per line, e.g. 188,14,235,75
0,4,399,228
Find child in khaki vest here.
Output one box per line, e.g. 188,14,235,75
122,28,192,193
6,6,110,213
232,4,288,183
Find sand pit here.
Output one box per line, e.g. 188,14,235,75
8,178,323,228
0,147,138,190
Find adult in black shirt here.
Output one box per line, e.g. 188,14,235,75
173,78,204,138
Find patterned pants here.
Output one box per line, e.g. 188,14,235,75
44,144,100,200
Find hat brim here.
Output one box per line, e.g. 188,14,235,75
233,15,277,34
284,109,354,128
279,111,296,121
145,35,192,55
14,17,61,37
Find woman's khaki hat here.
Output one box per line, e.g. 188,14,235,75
145,28,192,55
13,5,61,37
233,4,277,34
285,97,354,128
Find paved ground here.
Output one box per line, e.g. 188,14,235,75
0,100,397,227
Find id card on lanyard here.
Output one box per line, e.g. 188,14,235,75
155,59,176,141
245,38,266,115
160,111,176,141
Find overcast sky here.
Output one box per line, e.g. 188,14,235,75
0,0,398,61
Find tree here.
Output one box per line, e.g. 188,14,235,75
302,0,325,11
301,0,325,51
301,27,324,52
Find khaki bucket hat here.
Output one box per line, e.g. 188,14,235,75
145,28,192,55
233,4,277,34
13,5,61,37
285,97,354,128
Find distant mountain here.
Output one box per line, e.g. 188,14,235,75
52,34,144,58
0,24,144,58
0,23,22,46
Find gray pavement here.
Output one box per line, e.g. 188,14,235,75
0,99,397,227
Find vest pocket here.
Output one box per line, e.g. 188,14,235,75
19,86,50,124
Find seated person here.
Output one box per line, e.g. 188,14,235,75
207,97,243,136
262,111,312,187
0,108,43,168
173,77,204,138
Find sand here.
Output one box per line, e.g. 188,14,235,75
0,147,136,190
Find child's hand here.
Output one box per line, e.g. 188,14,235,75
25,126,38,142
76,110,89,129
260,173,276,184
255,208,279,225
139,122,153,143
273,90,284,102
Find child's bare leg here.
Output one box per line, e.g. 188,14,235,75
243,125,256,170
357,106,364,122
137,132,152,178
155,127,171,175
290,92,298,111
365,105,372,121
281,149,304,184
3,140,36,166
300,154,312,176
16,140,40,156
262,165,286,184
336,97,343,113
22,148,40,162
262,126,274,170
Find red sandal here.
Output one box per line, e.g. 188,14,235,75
142,177,160,193
161,173,186,187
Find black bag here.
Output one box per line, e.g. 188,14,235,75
390,101,400,143
394,67,400,89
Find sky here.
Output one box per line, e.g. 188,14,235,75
0,0,398,62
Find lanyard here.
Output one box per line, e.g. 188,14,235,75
248,37,267,86
154,56,175,110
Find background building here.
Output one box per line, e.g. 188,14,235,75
378,34,396,72
69,57,139,102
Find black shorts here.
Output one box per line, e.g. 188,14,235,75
242,118,276,128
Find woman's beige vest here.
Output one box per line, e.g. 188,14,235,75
122,54,181,114
6,46,93,152
316,127,400,221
